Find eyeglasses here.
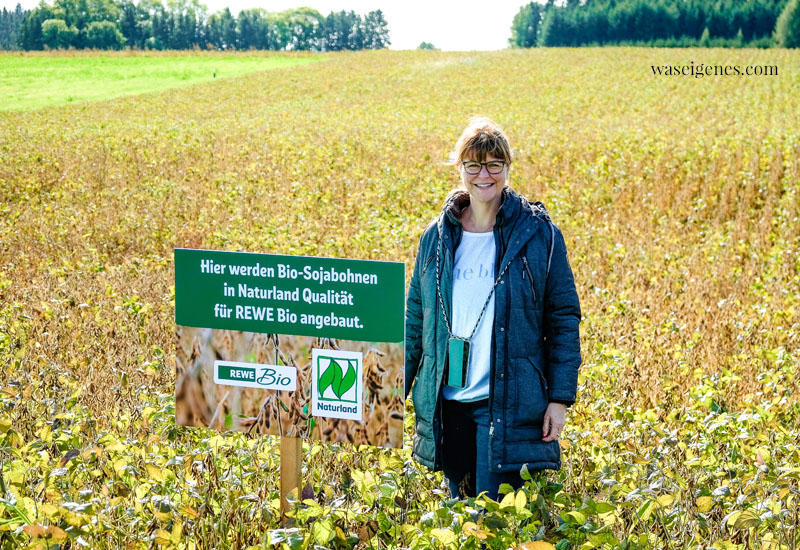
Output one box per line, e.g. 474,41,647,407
461,160,506,175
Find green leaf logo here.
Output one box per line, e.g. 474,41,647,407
318,360,338,397
336,363,357,398
318,359,357,399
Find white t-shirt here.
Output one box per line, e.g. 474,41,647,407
442,230,496,402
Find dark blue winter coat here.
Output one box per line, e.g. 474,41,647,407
405,187,581,473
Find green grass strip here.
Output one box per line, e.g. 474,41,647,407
0,54,323,112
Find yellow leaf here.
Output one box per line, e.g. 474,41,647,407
146,464,166,484
105,440,126,453
171,521,183,544
726,511,742,528
7,469,24,486
154,529,172,546
430,528,456,546
39,503,60,518
46,525,68,541
177,504,197,519
113,457,128,476
462,521,479,536
515,490,528,513
500,491,516,509
733,509,761,530
153,510,171,522
697,496,713,513
64,512,83,527
657,494,674,507
517,542,557,550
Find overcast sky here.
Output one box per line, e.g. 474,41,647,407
1,0,529,51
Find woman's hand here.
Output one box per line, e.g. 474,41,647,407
542,403,567,442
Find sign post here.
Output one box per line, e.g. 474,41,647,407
280,436,302,516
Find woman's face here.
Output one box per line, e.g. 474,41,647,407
459,153,509,208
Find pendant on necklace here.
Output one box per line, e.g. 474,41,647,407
446,336,471,388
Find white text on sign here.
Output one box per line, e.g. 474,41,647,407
213,360,298,391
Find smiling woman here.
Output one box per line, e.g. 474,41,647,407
405,116,582,501
0,53,322,112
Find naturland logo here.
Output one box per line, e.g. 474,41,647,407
312,349,363,421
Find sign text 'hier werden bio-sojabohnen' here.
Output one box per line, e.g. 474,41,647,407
174,249,404,342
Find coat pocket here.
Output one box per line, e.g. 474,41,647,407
513,357,549,429
521,256,536,305
411,355,436,437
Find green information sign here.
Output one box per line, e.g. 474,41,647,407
174,248,404,342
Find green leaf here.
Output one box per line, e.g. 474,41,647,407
0,498,32,525
312,519,334,545
337,363,357,398
483,514,508,529
318,360,337,397
595,502,616,513
224,413,232,430
563,510,586,525
637,499,654,521
330,360,344,397
732,509,761,530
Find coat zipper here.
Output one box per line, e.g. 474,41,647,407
522,256,536,303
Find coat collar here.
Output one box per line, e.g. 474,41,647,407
437,187,546,273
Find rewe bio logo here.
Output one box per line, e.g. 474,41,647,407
213,360,297,391
312,349,363,421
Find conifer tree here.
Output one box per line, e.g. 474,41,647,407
775,0,800,48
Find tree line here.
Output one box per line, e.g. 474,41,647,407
3,0,389,51
510,0,800,48
0,4,25,49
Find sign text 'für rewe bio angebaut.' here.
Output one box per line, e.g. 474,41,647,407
174,249,404,342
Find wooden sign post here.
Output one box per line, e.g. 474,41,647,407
280,436,302,517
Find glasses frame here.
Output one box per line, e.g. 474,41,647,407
460,159,507,175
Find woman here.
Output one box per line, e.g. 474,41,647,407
404,117,581,501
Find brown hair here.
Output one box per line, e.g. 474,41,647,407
449,116,513,165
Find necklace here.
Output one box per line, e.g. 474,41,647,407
435,225,510,388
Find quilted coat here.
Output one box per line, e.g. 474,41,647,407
405,186,582,473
